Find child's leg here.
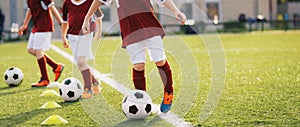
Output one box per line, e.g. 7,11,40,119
156,60,173,94
78,56,92,90
31,49,50,87
44,54,58,69
132,63,146,91
78,56,94,98
35,50,49,81
145,36,173,112
126,41,147,91
27,48,36,56
44,53,64,81
91,72,98,84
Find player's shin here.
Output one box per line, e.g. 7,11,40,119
132,68,146,91
157,61,173,94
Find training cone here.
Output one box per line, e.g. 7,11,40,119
41,115,68,125
40,101,62,109
40,90,60,97
47,82,61,88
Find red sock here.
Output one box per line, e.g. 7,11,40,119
37,57,49,81
91,72,97,84
81,68,92,89
132,68,146,91
157,61,173,93
44,54,58,69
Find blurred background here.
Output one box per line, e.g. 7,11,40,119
0,0,300,41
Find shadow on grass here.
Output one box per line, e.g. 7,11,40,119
112,115,166,127
0,109,54,126
0,88,35,97
196,120,277,126
0,86,15,91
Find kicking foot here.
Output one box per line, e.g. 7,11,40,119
92,80,102,95
81,88,93,99
31,78,49,87
160,92,174,113
53,64,64,81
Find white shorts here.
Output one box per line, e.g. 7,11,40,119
126,36,166,64
68,33,94,63
27,32,52,50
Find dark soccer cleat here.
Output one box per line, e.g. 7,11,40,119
160,92,174,113
53,64,64,81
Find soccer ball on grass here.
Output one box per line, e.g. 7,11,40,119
122,90,152,119
59,77,84,101
4,67,23,87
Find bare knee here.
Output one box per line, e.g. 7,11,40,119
155,60,166,66
34,50,44,59
27,49,35,56
133,63,145,71
77,57,88,71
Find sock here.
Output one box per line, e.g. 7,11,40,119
91,73,98,84
157,61,173,93
132,68,146,91
44,54,58,69
37,56,49,81
81,68,92,90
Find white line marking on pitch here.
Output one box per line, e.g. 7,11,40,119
50,44,193,127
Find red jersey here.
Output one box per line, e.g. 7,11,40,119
100,0,166,48
63,0,96,35
27,0,54,33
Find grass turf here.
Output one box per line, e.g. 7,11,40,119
0,31,299,126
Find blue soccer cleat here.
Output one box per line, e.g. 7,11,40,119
160,92,174,113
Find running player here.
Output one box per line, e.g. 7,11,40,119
62,0,103,98
18,0,64,87
83,0,186,112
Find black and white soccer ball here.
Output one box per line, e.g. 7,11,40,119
59,77,84,101
122,90,152,119
4,67,23,87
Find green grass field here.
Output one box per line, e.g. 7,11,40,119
0,31,299,126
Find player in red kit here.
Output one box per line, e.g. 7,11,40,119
18,0,64,87
62,0,103,99
83,0,186,112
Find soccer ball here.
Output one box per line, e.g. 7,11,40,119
4,67,23,86
59,77,84,101
122,90,152,119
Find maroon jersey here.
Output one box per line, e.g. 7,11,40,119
63,0,96,35
27,0,54,33
100,0,166,48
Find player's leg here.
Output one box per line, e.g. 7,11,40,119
156,60,173,94
31,49,50,87
126,42,147,91
90,70,101,95
27,48,35,56
77,56,93,98
28,32,49,87
27,33,36,56
132,63,146,91
147,36,174,113
44,54,64,81
70,33,96,98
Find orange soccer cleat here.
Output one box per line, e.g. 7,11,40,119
160,92,174,113
53,64,64,81
81,88,93,99
92,80,102,95
31,79,49,87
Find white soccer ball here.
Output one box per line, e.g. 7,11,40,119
122,90,152,119
59,77,84,101
4,67,24,86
